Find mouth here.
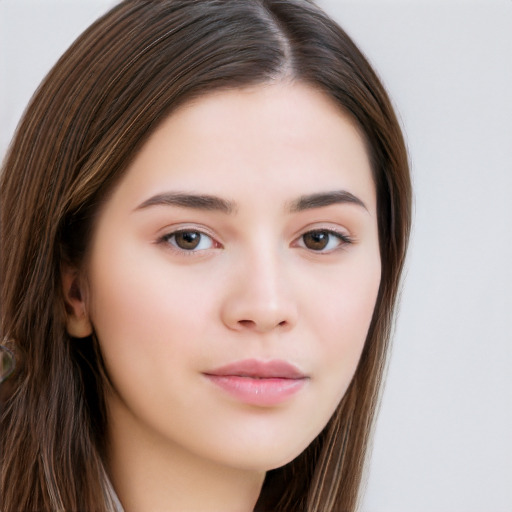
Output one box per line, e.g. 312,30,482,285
203,359,309,407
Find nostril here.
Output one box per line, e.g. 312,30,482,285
238,320,256,328
236,319,288,330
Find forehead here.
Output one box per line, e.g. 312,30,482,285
105,81,376,215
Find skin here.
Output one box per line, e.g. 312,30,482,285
64,81,381,512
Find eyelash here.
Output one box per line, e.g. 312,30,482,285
295,229,353,252
158,229,220,254
157,227,353,255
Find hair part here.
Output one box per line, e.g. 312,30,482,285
0,1,411,511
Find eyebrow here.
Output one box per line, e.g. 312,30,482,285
288,190,367,212
134,189,367,215
135,192,236,214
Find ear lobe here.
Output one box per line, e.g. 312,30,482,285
61,267,93,338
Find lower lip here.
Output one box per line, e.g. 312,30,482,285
204,375,307,407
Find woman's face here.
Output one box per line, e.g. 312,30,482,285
76,82,381,471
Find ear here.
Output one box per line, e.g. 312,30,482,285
61,266,93,338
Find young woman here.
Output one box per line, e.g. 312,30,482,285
0,1,411,511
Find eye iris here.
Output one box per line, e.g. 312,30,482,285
175,231,201,250
303,230,330,251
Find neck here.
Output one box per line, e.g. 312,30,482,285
105,391,265,512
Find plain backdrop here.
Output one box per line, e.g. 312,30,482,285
1,1,511,511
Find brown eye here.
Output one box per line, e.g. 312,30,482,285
302,230,330,251
165,230,215,251
299,229,350,252
174,231,201,250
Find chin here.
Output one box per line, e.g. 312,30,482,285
215,433,318,473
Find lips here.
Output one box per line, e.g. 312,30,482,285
203,359,308,406
206,359,306,379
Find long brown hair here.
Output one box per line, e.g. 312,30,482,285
0,1,411,510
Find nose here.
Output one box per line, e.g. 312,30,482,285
220,248,298,334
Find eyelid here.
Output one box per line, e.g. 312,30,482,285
154,222,354,255
156,224,223,253
293,225,354,252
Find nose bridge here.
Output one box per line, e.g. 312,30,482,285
221,237,298,333
248,243,286,306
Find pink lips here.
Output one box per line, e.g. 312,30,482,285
204,359,308,407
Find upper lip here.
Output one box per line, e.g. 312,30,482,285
205,359,306,379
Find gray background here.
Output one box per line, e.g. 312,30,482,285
1,1,511,511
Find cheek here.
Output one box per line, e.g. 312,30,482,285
85,242,216,384
305,249,380,336
305,254,381,402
